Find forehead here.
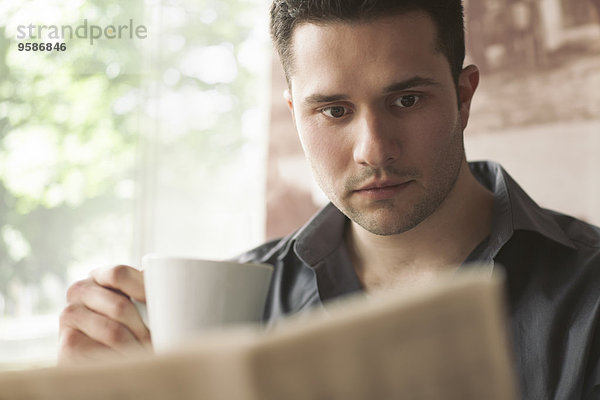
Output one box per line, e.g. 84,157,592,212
288,12,447,95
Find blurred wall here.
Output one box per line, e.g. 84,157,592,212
266,0,600,239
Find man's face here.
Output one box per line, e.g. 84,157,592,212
286,12,475,236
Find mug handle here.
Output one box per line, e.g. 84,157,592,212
131,298,150,328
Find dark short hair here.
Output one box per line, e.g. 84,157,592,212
270,0,465,88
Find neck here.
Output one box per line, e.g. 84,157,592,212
345,160,494,292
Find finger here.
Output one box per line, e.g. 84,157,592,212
67,277,151,346
58,327,116,364
79,282,151,345
60,303,145,353
90,265,146,302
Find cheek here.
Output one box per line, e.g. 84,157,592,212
421,116,464,180
409,111,460,155
296,120,352,195
296,120,320,162
297,119,341,166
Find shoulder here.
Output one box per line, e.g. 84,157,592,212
546,209,600,250
498,208,600,285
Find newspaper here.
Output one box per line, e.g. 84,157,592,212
0,270,519,399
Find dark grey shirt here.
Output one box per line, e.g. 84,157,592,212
237,161,600,399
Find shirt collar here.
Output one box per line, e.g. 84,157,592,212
292,203,348,267
292,204,363,300
470,161,576,251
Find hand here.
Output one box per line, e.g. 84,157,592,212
58,265,151,363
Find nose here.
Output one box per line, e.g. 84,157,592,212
352,110,401,168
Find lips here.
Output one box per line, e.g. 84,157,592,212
351,179,413,201
354,180,412,192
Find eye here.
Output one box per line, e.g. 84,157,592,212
320,105,350,118
393,95,420,108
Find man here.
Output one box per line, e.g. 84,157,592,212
59,1,600,398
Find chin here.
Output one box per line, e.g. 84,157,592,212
359,219,422,236
346,206,428,236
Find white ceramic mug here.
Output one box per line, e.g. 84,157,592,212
138,255,273,352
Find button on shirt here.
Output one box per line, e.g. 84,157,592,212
236,161,600,399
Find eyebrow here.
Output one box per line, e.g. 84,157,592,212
302,76,441,106
303,93,350,105
382,76,441,93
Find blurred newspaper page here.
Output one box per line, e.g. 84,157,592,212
0,269,518,399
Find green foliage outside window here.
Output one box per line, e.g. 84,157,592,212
0,0,266,318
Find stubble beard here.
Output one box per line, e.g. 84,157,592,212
327,121,466,236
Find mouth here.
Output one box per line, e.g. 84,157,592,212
356,180,410,191
352,180,414,200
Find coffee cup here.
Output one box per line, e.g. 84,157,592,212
137,255,273,352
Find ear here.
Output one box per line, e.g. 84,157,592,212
457,64,479,130
284,89,295,120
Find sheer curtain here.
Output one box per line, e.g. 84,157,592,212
0,0,270,369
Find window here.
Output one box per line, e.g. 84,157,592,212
0,0,269,369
